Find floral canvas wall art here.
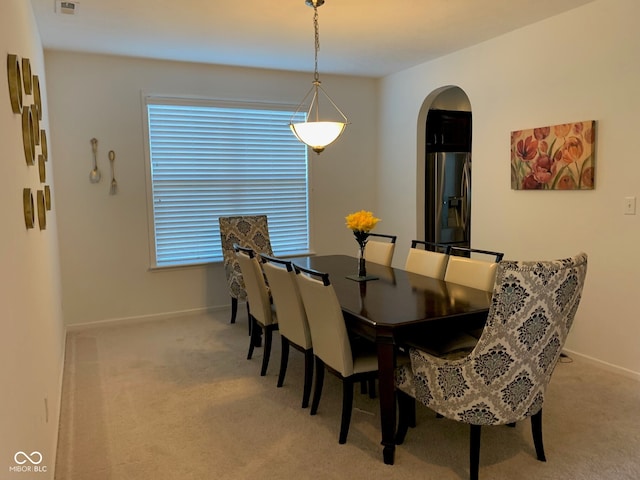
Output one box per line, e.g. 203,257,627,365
511,120,595,190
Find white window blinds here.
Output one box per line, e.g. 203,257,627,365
145,98,309,267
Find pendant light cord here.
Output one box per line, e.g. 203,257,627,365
313,5,320,83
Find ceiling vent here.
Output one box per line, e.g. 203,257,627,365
55,1,80,15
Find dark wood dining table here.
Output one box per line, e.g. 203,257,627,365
292,254,492,465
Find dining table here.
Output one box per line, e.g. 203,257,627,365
292,254,492,465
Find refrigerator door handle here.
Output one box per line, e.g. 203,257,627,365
434,153,446,241
461,156,471,235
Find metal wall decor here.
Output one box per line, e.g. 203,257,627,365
7,54,23,114
22,107,35,165
108,150,118,194
22,58,32,94
89,138,101,183
33,75,42,120
37,190,46,230
44,185,51,210
23,188,35,229
40,130,48,161
7,53,53,231
32,104,40,145
38,155,46,182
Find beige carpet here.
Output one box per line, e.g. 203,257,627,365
55,310,640,480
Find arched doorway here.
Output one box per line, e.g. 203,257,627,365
416,86,472,247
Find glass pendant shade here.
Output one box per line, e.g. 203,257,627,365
290,121,346,154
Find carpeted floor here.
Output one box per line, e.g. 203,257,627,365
55,310,640,479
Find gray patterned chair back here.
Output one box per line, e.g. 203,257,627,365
219,215,273,301
399,252,587,425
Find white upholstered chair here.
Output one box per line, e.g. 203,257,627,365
363,233,397,266
234,245,277,376
444,247,505,340
395,252,588,480
444,247,504,292
294,264,378,444
260,254,314,408
404,240,451,279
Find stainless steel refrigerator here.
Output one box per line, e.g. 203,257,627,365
425,152,471,248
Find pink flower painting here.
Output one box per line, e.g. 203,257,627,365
511,120,595,190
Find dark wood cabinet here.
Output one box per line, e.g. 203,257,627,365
426,109,471,152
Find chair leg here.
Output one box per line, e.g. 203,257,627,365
302,349,314,409
408,398,416,428
367,378,376,399
247,303,261,346
395,389,413,444
247,317,258,360
360,380,367,395
339,378,354,444
277,337,290,387
470,425,481,480
310,357,325,415
531,410,547,462
260,325,274,376
230,297,238,324
358,377,376,398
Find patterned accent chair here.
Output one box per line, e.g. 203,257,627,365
395,252,588,480
219,215,273,325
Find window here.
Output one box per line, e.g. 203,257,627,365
144,97,309,267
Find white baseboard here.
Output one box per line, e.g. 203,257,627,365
51,330,67,479
65,305,233,332
563,348,640,381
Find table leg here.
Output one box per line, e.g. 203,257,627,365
376,335,396,465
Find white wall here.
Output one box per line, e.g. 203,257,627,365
0,1,65,476
378,0,640,377
44,52,377,326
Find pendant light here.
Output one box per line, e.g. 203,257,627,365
290,0,348,154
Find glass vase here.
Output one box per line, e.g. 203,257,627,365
358,243,367,277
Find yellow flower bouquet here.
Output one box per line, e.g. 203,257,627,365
345,210,380,247
345,210,380,278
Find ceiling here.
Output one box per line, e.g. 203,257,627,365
30,0,596,78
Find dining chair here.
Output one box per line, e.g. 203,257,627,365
260,254,314,408
294,264,379,444
444,247,504,292
219,215,273,327
404,240,451,279
363,233,397,266
234,245,278,376
395,252,588,480
444,247,505,340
